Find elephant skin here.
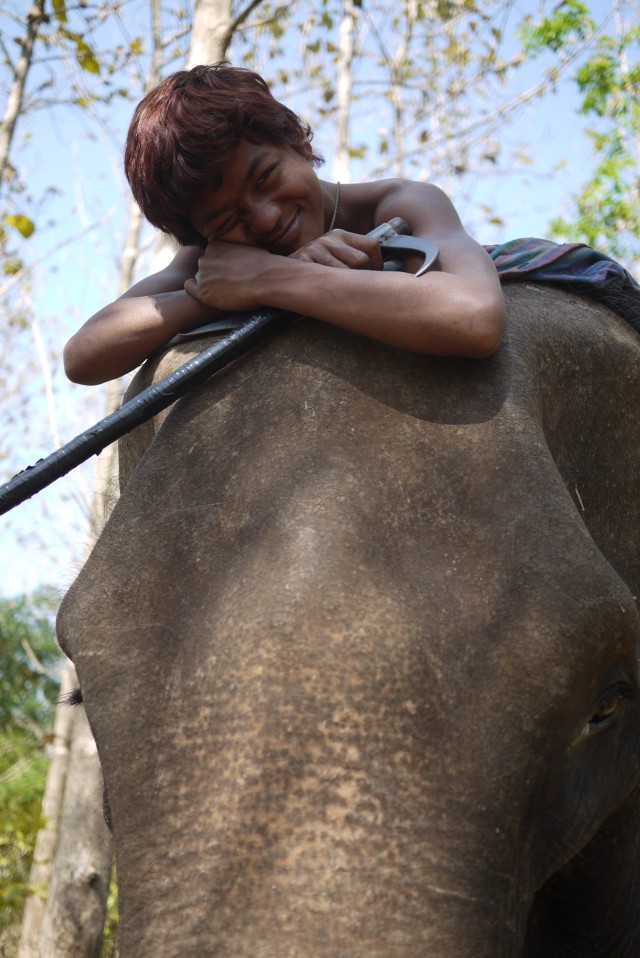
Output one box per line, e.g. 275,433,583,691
57,284,640,957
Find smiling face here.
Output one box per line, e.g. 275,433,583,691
189,139,329,254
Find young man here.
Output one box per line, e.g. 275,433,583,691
64,63,505,385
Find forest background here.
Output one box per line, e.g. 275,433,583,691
0,0,638,954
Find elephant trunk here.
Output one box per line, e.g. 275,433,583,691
113,796,529,958
117,889,527,958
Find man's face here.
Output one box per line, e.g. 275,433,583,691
189,139,325,255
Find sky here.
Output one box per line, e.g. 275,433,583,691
0,0,629,599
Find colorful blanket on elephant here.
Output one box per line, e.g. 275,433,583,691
485,238,640,333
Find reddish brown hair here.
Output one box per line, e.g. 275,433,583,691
124,62,322,246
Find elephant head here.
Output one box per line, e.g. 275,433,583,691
58,285,640,957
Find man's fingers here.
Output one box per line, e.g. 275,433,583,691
328,230,383,270
184,277,202,300
292,248,358,269
290,233,382,270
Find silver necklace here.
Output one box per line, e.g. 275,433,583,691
328,182,341,231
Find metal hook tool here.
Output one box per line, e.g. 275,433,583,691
373,217,440,277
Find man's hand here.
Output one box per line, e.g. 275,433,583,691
184,230,384,311
184,240,278,311
289,230,383,270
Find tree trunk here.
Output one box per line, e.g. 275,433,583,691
17,663,77,958
187,0,233,68
390,0,417,178
29,430,121,956
148,0,237,270
333,0,357,183
0,0,46,192
36,708,113,958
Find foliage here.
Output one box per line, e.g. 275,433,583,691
0,589,62,732
245,0,534,184
0,589,62,943
0,1,151,521
0,728,49,939
520,0,639,269
0,0,144,257
518,0,594,54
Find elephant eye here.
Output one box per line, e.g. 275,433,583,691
590,693,622,726
589,684,640,727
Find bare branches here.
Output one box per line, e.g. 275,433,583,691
0,0,46,193
230,0,268,36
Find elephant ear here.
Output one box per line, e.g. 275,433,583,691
527,786,640,955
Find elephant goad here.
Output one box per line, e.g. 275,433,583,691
58,284,640,958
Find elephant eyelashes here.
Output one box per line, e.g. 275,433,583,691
590,694,623,725
589,685,640,727
60,687,84,707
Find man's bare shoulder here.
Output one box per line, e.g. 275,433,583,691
341,179,461,236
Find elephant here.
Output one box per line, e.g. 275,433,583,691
57,283,640,957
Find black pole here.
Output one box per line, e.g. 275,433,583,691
0,307,291,516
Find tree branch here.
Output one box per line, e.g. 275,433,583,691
0,0,47,193
229,0,267,36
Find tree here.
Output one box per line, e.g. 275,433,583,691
33,700,113,958
1,0,146,283
0,725,51,955
520,0,639,270
0,589,60,731
0,0,151,603
0,1,46,201
0,590,62,954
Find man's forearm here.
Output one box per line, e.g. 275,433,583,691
64,289,217,385
260,259,504,358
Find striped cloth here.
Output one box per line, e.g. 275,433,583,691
171,237,640,344
485,237,640,333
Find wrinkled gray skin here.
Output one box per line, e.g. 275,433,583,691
58,285,640,957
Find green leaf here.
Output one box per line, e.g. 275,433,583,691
519,0,595,55
78,52,100,74
2,257,23,276
52,0,67,23
60,28,101,74
4,215,35,239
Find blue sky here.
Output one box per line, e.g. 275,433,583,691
0,0,626,598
